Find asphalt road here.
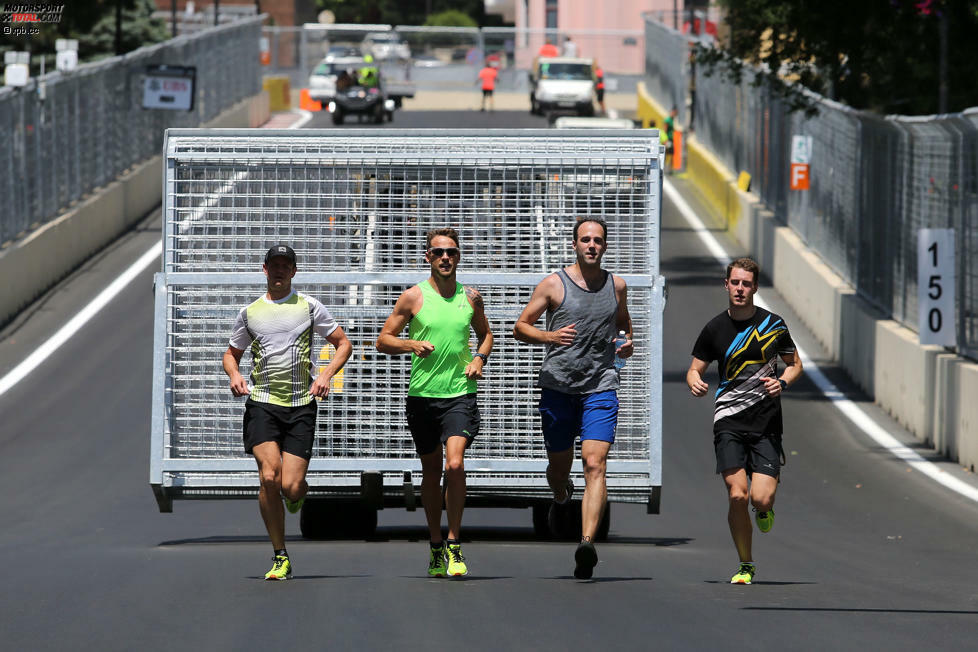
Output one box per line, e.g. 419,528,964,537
2,107,977,651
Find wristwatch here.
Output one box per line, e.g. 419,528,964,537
473,353,489,364
778,379,787,392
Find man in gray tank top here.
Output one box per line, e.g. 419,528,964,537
514,217,634,579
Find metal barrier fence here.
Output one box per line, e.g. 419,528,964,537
643,14,978,361
263,24,645,94
151,129,665,513
0,17,263,246
641,15,693,127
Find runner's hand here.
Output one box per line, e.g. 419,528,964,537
616,337,634,359
689,378,708,397
310,373,331,399
413,340,435,358
229,374,250,397
760,376,782,396
550,323,577,346
464,358,484,380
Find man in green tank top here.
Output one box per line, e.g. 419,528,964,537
376,228,494,577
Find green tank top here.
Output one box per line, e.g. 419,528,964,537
408,281,478,398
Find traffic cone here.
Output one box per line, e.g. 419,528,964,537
299,88,321,111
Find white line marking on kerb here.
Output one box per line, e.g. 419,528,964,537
0,241,162,398
0,112,312,398
663,179,978,503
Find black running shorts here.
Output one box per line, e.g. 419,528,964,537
243,399,317,460
714,431,784,478
406,393,480,456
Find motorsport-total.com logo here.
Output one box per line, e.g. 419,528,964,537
1,3,64,36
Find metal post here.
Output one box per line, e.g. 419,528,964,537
171,0,177,38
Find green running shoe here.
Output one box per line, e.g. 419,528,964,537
284,495,305,514
730,562,755,585
755,509,774,533
427,545,447,577
446,543,468,577
264,555,292,580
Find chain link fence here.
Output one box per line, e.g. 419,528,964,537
643,14,978,361
0,17,263,247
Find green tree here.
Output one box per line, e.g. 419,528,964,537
0,0,168,70
696,0,978,115
316,0,508,27
424,10,478,28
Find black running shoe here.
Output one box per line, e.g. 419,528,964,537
574,541,598,579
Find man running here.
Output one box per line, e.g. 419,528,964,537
376,228,494,577
223,244,352,580
513,217,633,580
686,257,802,585
477,59,498,112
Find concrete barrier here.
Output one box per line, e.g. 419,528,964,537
635,82,978,472
0,91,270,328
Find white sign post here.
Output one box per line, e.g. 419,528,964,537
917,229,955,346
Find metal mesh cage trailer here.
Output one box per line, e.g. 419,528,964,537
151,129,665,534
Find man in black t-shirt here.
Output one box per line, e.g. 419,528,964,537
686,257,803,586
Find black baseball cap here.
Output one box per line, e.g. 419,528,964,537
265,244,296,265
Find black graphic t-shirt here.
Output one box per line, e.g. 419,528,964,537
691,307,795,434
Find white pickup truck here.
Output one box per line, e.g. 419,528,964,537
529,56,596,117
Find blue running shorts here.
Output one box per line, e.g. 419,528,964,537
538,388,618,453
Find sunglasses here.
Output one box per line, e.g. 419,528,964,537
428,247,460,258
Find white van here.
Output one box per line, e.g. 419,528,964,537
530,56,595,117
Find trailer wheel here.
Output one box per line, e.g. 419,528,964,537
300,500,378,539
331,111,344,125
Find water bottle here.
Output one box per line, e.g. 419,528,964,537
614,330,627,370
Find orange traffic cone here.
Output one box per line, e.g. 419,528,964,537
299,88,322,112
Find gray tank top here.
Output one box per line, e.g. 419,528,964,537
538,268,620,394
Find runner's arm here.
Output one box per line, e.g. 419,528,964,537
222,345,249,396
513,275,576,345
310,326,353,398
464,286,493,379
686,356,710,397
375,287,434,357
614,276,634,358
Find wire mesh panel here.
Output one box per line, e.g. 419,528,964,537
152,129,663,508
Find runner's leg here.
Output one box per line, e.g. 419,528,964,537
444,435,467,541
254,441,286,550
580,439,611,540
420,446,445,544
722,468,752,562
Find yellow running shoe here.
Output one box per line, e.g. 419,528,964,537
285,495,305,514
446,543,468,577
755,509,774,533
427,545,447,577
265,555,292,580
730,562,755,585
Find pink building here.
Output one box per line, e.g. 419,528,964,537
487,0,681,73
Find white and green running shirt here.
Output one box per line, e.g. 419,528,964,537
229,291,338,407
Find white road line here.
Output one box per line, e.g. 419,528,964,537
663,178,978,503
0,112,314,399
0,241,162,397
